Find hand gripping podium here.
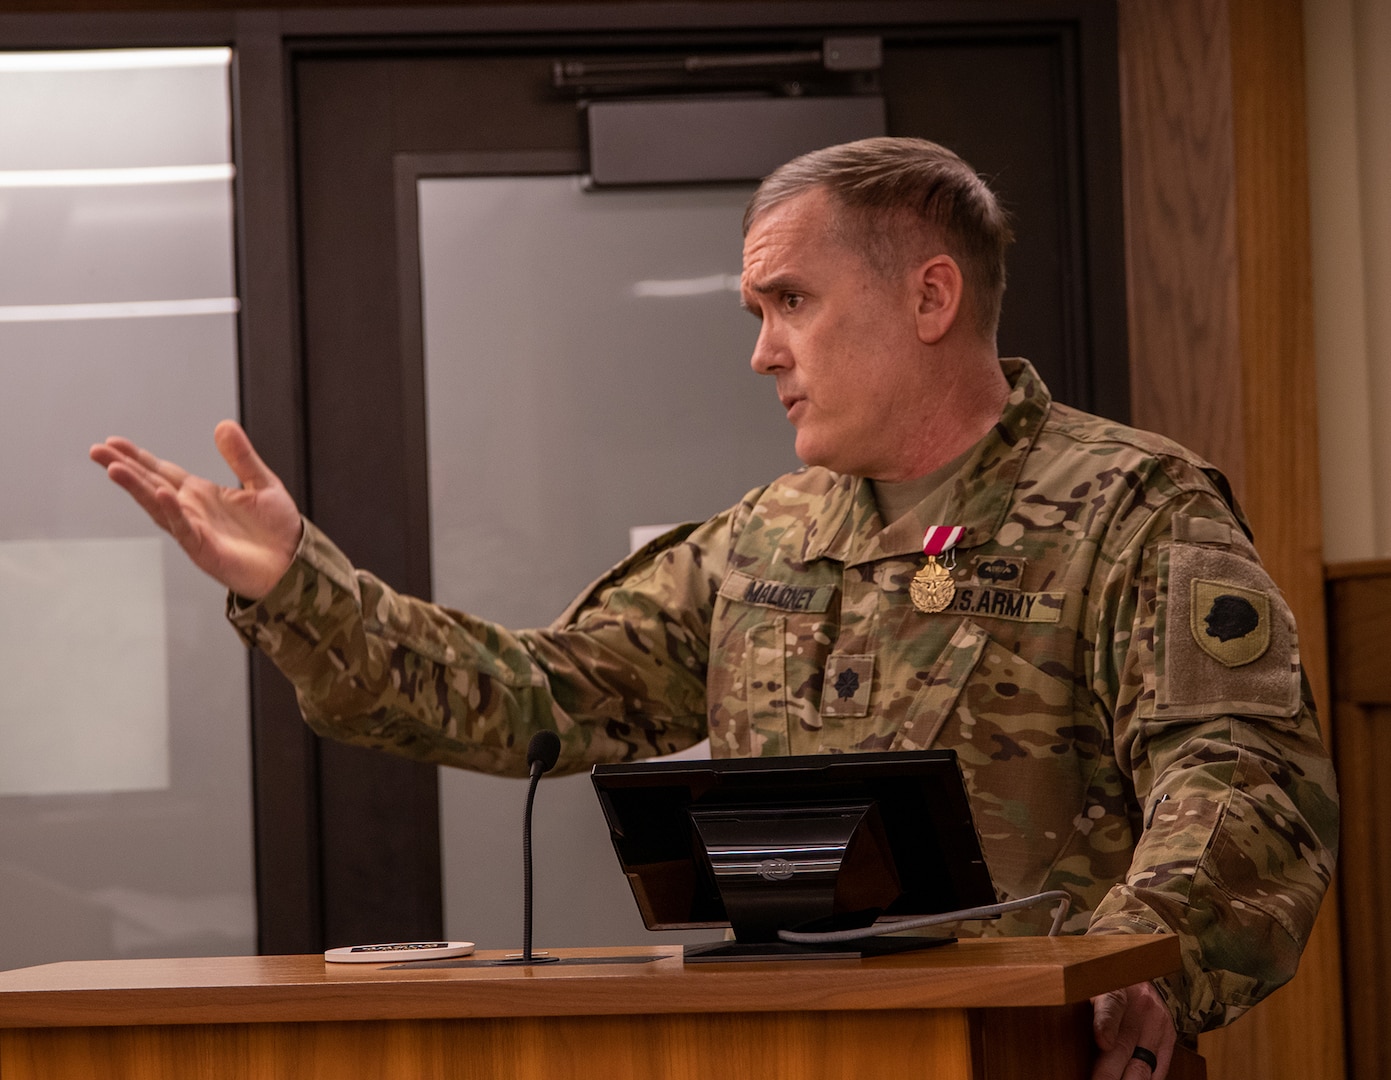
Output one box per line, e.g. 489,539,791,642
0,937,1205,1079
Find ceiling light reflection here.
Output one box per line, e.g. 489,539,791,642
632,273,740,298
0,165,234,189
0,49,231,73
0,298,239,322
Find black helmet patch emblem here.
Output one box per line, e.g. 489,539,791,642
1191,579,1271,667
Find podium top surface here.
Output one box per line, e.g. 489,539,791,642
0,936,1180,1030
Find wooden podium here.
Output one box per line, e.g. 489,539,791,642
0,937,1204,1079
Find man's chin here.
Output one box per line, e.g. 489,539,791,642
792,435,823,470
794,438,854,476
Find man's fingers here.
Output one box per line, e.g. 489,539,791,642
95,439,207,546
102,459,178,530
108,462,211,563
1095,1039,1168,1080
1090,983,1176,1080
1128,1012,1174,1080
1092,988,1125,1050
214,420,279,491
152,486,204,554
1115,1042,1168,1080
90,439,147,479
99,436,190,487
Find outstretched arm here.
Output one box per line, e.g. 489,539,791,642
90,420,302,599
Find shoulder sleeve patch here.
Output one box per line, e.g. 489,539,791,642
1190,579,1270,667
1156,543,1300,720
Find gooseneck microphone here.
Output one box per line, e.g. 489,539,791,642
528,728,562,779
503,729,562,965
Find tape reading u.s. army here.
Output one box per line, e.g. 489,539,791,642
942,585,1065,623
719,570,836,613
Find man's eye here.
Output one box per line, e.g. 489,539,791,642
783,294,803,311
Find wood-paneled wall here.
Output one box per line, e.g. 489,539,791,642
1118,0,1345,1076
1326,561,1391,1080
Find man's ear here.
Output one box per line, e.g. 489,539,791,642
912,255,965,345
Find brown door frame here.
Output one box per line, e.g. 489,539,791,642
276,0,1128,955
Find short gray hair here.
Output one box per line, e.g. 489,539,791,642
744,137,1013,339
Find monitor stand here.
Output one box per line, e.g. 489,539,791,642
682,934,956,964
685,800,930,963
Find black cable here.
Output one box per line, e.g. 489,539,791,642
777,890,1074,944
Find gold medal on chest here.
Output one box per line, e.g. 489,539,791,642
910,556,955,613
912,525,964,615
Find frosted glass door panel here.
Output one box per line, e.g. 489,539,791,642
421,176,798,948
0,50,254,969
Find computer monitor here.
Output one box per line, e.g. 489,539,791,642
591,749,996,961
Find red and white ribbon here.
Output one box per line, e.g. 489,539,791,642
922,525,964,556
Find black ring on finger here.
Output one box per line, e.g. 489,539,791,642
1131,1046,1159,1070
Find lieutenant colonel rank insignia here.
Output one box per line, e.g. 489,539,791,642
821,654,874,717
1191,578,1271,667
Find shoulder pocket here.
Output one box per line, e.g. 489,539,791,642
1156,542,1301,720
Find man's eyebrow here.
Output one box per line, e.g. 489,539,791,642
749,275,798,296
742,276,805,306
739,274,801,314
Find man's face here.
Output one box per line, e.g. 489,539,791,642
740,188,926,479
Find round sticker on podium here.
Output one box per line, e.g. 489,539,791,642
324,941,475,963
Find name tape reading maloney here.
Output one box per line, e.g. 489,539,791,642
719,571,836,613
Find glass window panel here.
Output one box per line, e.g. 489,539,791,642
420,175,798,948
0,183,236,306
0,48,254,970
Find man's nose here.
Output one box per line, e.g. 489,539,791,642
750,322,786,375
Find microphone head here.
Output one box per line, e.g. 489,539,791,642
526,730,562,776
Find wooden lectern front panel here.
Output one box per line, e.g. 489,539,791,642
0,1009,1016,1080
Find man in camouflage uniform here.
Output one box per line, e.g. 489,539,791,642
91,138,1337,1080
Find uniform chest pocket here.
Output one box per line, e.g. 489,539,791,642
893,619,1091,898
708,570,839,757
744,614,836,755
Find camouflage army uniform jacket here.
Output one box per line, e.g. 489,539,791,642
231,359,1337,1035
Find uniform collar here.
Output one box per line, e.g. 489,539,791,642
806,358,1051,567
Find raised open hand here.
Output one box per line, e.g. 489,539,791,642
90,420,303,600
